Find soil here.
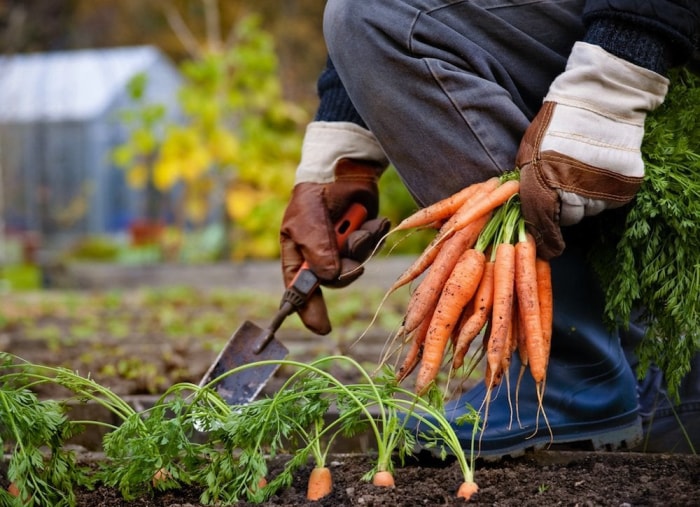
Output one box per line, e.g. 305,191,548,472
2,265,699,506
67,451,699,506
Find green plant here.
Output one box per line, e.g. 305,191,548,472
198,355,480,502
0,360,89,506
1,350,480,505
590,68,700,399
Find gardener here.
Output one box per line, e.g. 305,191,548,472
279,0,700,456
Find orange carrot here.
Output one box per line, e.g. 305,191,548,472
452,259,495,369
536,257,553,354
438,179,519,241
456,480,479,500
306,466,332,500
7,483,21,498
502,297,519,372
396,317,431,383
7,482,30,504
372,470,396,488
393,178,495,232
514,290,529,420
485,242,515,387
152,467,172,488
387,233,444,295
515,232,546,384
415,248,486,394
403,213,490,333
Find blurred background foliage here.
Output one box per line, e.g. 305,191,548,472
0,0,430,265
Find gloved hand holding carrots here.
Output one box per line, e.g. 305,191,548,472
516,42,669,259
375,172,553,400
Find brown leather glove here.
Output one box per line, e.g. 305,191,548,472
517,42,668,259
280,158,390,334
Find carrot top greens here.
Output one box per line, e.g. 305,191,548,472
591,68,700,401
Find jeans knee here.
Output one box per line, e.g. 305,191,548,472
323,0,372,61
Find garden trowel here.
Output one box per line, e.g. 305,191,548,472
200,203,368,406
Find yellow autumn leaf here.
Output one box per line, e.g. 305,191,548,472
225,185,258,221
209,129,240,165
153,158,181,191
184,194,209,224
181,147,211,183
126,163,148,189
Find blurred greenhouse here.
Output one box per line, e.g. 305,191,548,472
0,45,182,252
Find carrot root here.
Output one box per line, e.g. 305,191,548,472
456,480,479,500
306,466,333,500
372,470,396,488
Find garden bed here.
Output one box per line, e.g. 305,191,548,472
3,451,697,506
1,267,699,505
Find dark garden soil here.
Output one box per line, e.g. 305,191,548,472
2,276,699,506
67,451,699,506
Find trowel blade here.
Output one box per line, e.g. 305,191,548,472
199,320,289,405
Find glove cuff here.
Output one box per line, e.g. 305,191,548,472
545,42,669,123
295,121,389,185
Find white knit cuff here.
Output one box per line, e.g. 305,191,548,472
294,122,389,184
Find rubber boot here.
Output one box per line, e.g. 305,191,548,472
411,246,642,459
621,321,700,454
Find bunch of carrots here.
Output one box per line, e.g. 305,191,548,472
379,171,553,409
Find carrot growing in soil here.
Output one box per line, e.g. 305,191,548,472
306,465,333,501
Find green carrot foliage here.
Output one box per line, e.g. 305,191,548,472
590,69,700,400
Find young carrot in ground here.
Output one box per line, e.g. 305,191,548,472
456,480,479,500
372,471,395,488
437,178,520,243
306,466,332,500
402,213,490,333
415,248,486,394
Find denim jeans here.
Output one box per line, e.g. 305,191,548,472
324,0,585,206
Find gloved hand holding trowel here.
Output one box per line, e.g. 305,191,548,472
279,121,391,335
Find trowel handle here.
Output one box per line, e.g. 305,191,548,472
290,201,369,296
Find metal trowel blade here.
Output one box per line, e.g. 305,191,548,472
199,320,289,405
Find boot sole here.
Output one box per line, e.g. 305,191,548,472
422,415,643,461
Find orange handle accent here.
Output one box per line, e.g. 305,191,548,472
293,202,368,283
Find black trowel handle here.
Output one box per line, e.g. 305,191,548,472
254,203,368,353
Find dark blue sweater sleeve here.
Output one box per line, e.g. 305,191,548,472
313,56,367,128
583,0,700,74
